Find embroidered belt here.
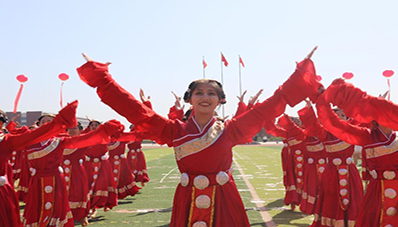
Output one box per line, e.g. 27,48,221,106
368,169,398,180
180,170,233,189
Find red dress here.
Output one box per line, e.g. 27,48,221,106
84,144,118,210
108,141,140,199
0,101,77,227
62,147,90,221
22,120,122,227
263,121,297,206
309,95,364,227
320,79,398,227
77,58,321,226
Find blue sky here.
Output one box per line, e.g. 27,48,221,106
1,1,398,128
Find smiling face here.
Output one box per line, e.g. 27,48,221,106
67,125,81,137
189,83,221,115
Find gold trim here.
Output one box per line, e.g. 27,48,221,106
174,121,224,160
307,143,324,152
63,148,77,155
28,138,61,160
69,201,87,209
325,141,351,153
108,141,121,151
365,140,398,159
187,187,196,227
288,139,302,146
209,185,216,226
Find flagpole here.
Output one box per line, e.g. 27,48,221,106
203,56,206,79
220,52,225,118
238,55,242,96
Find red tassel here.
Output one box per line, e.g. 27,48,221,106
13,84,24,113
60,82,64,108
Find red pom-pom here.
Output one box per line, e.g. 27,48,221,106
383,70,394,78
58,73,69,81
316,75,322,81
16,74,28,83
342,72,354,80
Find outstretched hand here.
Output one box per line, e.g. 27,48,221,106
81,53,112,65
139,88,150,103
171,91,184,110
236,90,247,103
249,89,263,105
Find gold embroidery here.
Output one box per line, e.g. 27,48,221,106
63,148,77,155
28,138,61,160
288,139,302,146
107,141,120,151
307,143,324,152
325,141,351,153
174,121,224,160
69,201,87,209
365,140,398,159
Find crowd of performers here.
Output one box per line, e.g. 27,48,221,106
1,49,398,227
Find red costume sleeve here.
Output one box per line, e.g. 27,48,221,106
62,119,124,149
234,102,247,117
143,100,153,109
316,94,371,146
4,101,77,151
168,106,184,120
77,62,175,146
6,121,29,134
263,120,289,138
277,115,306,141
324,79,398,130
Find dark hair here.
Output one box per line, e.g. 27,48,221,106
36,114,55,126
0,110,8,123
332,108,343,113
183,79,226,104
88,120,102,126
182,107,193,122
77,122,83,130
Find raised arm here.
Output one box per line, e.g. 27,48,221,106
277,115,306,141
263,120,289,138
324,78,398,130
77,57,174,145
316,94,371,146
62,120,124,149
168,91,184,120
234,90,247,117
4,101,78,151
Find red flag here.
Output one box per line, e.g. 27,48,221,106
203,59,208,68
239,56,245,67
221,53,229,67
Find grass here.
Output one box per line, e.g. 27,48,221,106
21,145,314,226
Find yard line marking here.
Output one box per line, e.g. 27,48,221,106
233,157,277,227
160,167,178,183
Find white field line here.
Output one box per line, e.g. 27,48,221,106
160,167,178,183
233,157,277,227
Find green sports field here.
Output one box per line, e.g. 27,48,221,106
79,145,313,226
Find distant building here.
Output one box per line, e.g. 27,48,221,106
5,111,89,129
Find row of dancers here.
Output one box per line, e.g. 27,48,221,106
1,49,397,227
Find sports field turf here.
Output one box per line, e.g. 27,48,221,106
72,144,313,226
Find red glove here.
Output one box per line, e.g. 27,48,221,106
53,100,78,129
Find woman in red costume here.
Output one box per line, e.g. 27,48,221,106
62,122,90,226
306,86,364,226
83,120,118,214
108,139,141,198
317,78,398,227
22,108,124,227
277,107,327,215
77,50,322,227
0,102,77,227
